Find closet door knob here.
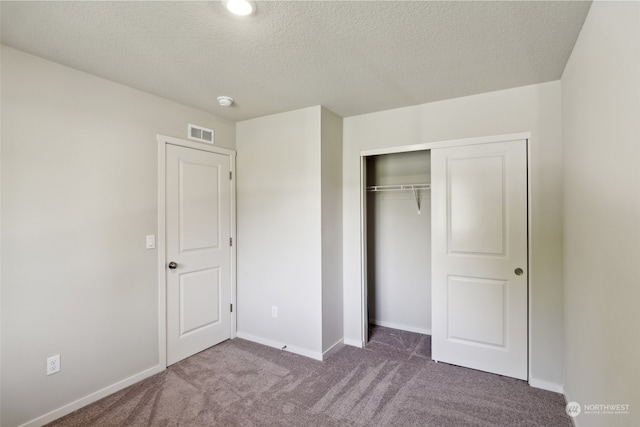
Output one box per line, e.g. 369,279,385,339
514,268,524,276
168,261,178,270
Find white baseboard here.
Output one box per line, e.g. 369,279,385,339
343,337,364,348
20,364,165,427
236,331,323,361
529,377,564,394
370,319,431,335
322,338,344,360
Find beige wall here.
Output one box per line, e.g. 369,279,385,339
321,108,344,353
236,107,324,357
343,81,564,387
0,46,235,427
561,2,640,426
236,106,344,359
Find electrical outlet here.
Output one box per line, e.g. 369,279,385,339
47,354,61,376
271,306,278,318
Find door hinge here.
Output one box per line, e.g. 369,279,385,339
229,171,232,180
230,303,233,312
230,237,233,246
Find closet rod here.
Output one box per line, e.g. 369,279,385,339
366,183,430,214
365,183,430,192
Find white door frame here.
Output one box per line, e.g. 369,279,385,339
359,132,532,379
157,134,237,368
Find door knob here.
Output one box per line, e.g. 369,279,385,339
168,261,178,270
514,268,524,276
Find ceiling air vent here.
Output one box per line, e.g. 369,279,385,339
188,124,215,144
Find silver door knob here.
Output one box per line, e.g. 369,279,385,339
168,262,178,270
514,268,524,276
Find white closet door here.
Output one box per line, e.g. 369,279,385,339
431,139,528,380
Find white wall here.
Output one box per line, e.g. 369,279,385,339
236,106,344,359
320,108,343,353
343,81,564,387
366,151,431,334
236,106,324,357
0,46,235,427
561,2,640,426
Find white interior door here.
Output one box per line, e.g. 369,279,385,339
431,139,528,380
166,143,231,365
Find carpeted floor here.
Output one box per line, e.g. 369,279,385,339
47,326,571,426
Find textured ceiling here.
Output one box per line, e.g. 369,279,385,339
0,1,591,121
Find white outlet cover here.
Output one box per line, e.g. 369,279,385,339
47,354,61,375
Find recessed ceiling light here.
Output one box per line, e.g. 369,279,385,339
225,0,256,16
217,96,234,107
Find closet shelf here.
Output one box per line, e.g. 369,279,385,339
366,183,430,192
366,183,430,214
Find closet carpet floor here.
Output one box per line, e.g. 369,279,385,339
47,325,571,426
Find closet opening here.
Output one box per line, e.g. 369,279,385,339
359,133,531,381
364,150,432,341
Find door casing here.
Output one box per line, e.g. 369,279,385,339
157,134,237,368
359,132,532,381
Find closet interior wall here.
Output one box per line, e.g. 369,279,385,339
366,150,432,335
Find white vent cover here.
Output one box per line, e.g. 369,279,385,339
188,124,215,144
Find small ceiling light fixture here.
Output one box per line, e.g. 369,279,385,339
217,96,234,107
225,0,256,16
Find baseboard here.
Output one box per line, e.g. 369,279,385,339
370,319,431,335
529,377,564,394
236,331,323,361
343,337,364,348
19,364,165,427
321,338,343,360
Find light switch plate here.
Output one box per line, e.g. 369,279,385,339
146,235,156,249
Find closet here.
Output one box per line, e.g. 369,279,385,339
362,134,530,381
365,150,432,335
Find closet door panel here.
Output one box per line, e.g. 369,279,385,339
448,155,505,256
432,139,527,380
447,276,506,347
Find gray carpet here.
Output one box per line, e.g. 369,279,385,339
47,326,571,426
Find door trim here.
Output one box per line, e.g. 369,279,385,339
360,155,368,347
157,134,237,369
359,132,531,378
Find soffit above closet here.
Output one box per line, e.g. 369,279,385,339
0,1,591,122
